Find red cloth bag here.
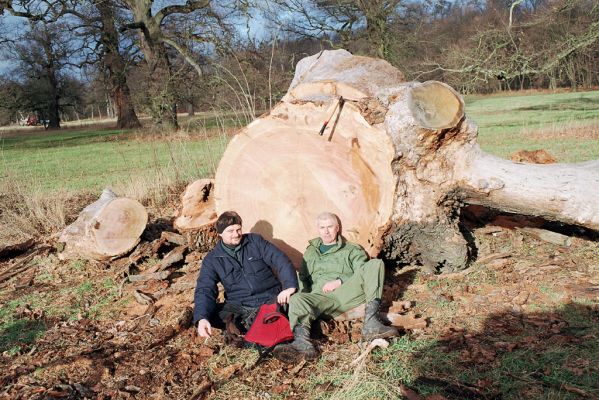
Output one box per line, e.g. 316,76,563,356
244,303,294,348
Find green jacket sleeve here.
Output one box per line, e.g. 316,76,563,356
348,245,369,271
298,258,312,293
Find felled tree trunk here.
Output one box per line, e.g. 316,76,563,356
196,50,599,271
58,189,148,260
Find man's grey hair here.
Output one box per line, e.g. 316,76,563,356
316,212,340,226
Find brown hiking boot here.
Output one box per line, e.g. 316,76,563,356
361,299,399,341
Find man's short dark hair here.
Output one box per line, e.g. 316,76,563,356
216,211,242,234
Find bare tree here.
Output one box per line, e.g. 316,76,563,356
120,0,236,130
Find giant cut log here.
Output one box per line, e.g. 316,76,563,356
58,189,148,260
204,49,599,271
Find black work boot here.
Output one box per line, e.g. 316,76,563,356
273,324,319,363
361,299,399,341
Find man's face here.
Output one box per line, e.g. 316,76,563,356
220,224,243,246
317,218,339,245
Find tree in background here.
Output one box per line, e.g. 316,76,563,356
60,0,142,128
12,21,75,128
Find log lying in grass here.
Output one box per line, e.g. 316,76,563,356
58,189,148,260
184,49,599,271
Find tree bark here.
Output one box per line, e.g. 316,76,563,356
95,0,142,130
58,189,148,260
124,0,179,130
190,50,599,271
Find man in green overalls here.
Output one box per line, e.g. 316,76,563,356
276,212,398,360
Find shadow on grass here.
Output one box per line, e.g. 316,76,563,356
0,318,46,354
379,302,598,399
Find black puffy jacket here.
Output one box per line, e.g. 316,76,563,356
193,233,298,323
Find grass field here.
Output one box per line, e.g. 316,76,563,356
0,123,232,193
466,90,599,162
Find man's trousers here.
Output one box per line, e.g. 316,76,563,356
287,259,384,329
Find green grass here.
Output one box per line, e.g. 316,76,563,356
0,126,230,193
466,90,599,162
0,267,123,354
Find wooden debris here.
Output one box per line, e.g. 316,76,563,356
386,312,428,330
169,281,196,294
0,238,35,260
190,379,213,400
133,290,155,305
158,246,186,270
0,247,47,288
477,251,512,265
215,362,243,381
161,231,187,246
510,149,557,164
289,359,307,375
518,227,572,247
389,300,413,314
128,270,170,283
350,338,389,370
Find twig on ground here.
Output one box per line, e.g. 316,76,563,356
0,247,46,288
350,338,389,373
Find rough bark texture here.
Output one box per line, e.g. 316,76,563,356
58,189,148,261
95,0,142,130
197,50,599,271
125,0,178,130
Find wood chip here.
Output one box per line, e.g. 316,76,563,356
386,312,427,330
133,290,155,305
158,246,186,270
518,227,572,247
215,362,243,380
128,270,170,282
161,231,187,246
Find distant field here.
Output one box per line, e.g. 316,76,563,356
0,128,231,193
466,90,599,162
1,90,598,195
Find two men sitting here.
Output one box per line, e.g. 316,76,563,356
194,211,398,358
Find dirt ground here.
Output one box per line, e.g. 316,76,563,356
0,210,597,400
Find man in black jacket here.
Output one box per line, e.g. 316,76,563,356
194,211,298,338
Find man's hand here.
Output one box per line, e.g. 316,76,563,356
197,319,212,338
322,279,342,293
277,287,297,305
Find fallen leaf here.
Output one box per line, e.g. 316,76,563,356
399,384,423,400
386,312,427,330
272,384,289,394
215,362,243,380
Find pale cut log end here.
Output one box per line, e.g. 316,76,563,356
174,179,219,252
408,81,464,130
59,191,147,261
93,198,148,257
174,179,217,231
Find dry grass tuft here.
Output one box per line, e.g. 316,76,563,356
526,121,599,141
0,175,80,246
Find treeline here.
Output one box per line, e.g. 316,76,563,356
0,0,597,129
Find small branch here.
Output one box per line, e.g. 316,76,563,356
350,338,389,371
160,37,203,78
